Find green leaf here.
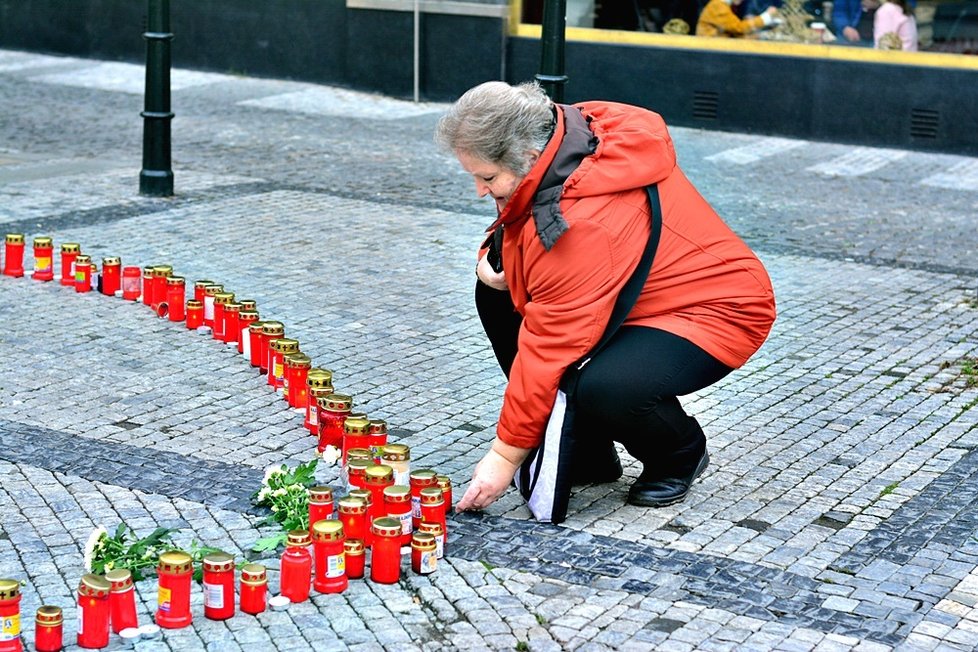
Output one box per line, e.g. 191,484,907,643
251,533,287,553
114,523,128,540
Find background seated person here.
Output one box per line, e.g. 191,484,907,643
696,0,779,36
871,0,918,50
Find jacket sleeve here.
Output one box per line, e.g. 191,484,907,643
496,208,647,449
698,1,766,36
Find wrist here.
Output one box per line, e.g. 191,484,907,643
490,437,532,467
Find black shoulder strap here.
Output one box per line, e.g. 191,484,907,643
569,184,662,374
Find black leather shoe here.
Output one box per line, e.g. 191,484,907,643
627,450,710,507
569,444,624,486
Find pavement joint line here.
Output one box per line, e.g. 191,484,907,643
4,416,975,645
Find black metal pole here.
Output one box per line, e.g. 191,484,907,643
139,0,174,196
534,0,568,103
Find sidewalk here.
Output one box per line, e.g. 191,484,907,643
1,48,978,651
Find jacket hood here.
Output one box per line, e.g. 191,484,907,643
487,101,677,240
565,101,677,199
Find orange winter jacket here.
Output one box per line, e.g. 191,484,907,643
485,101,776,450
696,0,767,37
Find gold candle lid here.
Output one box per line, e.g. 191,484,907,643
194,279,213,289
5,234,24,244
270,338,299,354
239,299,257,311
60,242,80,253
383,485,410,502
78,574,111,598
187,299,203,309
308,486,333,503
286,530,311,547
411,532,437,549
320,393,353,412
214,291,235,305
344,416,371,435
239,309,259,321
261,321,285,336
102,256,121,266
158,550,193,573
337,495,367,513
166,275,185,286
368,419,388,435
311,519,344,542
105,568,134,591
382,443,410,462
306,368,334,388
225,301,242,313
370,517,402,538
33,236,52,247
204,284,223,296
240,563,267,584
152,265,173,277
420,487,445,505
344,539,365,555
202,551,235,573
284,352,312,368
35,605,63,626
364,464,394,484
409,469,437,485
0,578,20,599
418,521,444,537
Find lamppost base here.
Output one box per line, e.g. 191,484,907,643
139,170,174,197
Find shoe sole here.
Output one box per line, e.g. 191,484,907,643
627,451,710,508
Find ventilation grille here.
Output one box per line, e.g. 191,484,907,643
910,108,939,140
692,91,719,121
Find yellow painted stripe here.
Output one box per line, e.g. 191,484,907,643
511,22,978,71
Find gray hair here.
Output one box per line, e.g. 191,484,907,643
435,81,555,177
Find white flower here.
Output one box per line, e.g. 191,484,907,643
321,445,340,466
257,487,271,502
83,526,108,572
263,465,286,484
272,487,288,498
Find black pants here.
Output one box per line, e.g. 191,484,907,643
476,281,733,479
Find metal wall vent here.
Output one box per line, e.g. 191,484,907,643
693,91,719,121
910,108,939,140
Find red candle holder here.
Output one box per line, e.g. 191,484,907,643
101,257,121,296
212,292,234,341
73,256,92,293
193,279,212,305
312,520,347,594
305,371,334,435
284,353,311,408
383,485,413,546
3,234,25,278
420,487,447,546
341,416,371,466
59,243,80,286
247,321,266,367
418,521,445,559
409,469,438,530
411,532,438,575
369,517,403,584
259,322,284,374
337,495,368,542
366,419,388,462
237,309,259,355
317,394,352,453
364,465,394,527
382,444,411,487
106,568,138,634
343,539,365,579
141,267,154,306
308,486,334,532
202,284,223,328
346,459,369,491
222,302,241,345
32,237,54,282
156,550,193,629
279,531,312,604
436,475,453,514
0,578,22,652
76,574,110,649
202,552,235,621
267,338,298,391
150,266,173,310
121,266,141,300
348,489,374,546
166,277,186,322
239,564,267,615
34,605,62,652
186,300,204,330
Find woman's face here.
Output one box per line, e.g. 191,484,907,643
456,150,533,213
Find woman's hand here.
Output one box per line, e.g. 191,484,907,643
456,438,531,512
476,253,508,291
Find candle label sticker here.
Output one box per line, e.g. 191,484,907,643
35,256,52,272
76,610,83,636
434,534,445,558
203,583,224,609
273,362,284,382
397,512,412,536
411,496,422,519
157,587,171,612
419,550,437,574
326,554,345,578
204,297,214,320
241,328,251,356
0,614,19,640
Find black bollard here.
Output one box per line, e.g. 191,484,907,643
139,0,174,196
534,0,569,103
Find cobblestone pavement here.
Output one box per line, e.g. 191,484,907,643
1,49,978,651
